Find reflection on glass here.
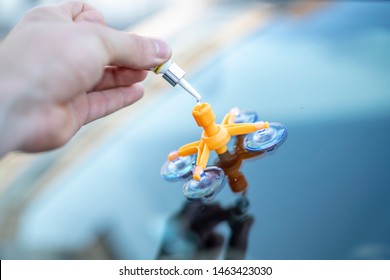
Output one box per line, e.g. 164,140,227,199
157,196,254,260
215,136,265,194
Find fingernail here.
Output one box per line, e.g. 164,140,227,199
153,38,171,59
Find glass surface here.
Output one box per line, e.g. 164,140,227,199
0,1,390,260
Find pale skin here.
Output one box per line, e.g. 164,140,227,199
0,1,172,156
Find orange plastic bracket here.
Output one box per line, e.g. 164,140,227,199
167,102,269,181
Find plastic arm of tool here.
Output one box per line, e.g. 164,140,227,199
193,141,210,181
168,140,201,161
221,112,237,125
225,122,269,136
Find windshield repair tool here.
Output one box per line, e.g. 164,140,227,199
160,102,285,201
152,60,202,102
165,103,270,182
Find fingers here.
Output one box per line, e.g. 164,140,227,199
23,1,171,70
84,83,144,124
73,8,105,24
54,1,104,23
67,2,105,24
92,66,148,91
22,1,105,23
96,28,172,69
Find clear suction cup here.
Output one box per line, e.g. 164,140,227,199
233,111,258,124
244,122,287,151
161,154,196,182
183,167,226,201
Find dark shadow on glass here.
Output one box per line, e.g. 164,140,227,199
156,197,254,260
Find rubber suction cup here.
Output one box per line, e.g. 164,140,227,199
244,122,287,151
183,167,226,201
161,154,196,182
233,111,258,124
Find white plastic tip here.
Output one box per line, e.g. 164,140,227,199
178,79,202,102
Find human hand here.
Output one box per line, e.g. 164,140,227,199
0,1,171,156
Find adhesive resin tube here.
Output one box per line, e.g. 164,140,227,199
152,60,202,102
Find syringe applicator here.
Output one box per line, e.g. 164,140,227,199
152,60,202,102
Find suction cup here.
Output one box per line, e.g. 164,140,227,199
244,122,287,151
233,111,258,124
161,154,196,182
183,167,226,201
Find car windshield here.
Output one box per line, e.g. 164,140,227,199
0,1,389,260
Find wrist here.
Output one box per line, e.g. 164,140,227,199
0,56,30,156
0,98,20,157
0,44,32,102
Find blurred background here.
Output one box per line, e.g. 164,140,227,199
0,0,173,35
0,0,390,259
